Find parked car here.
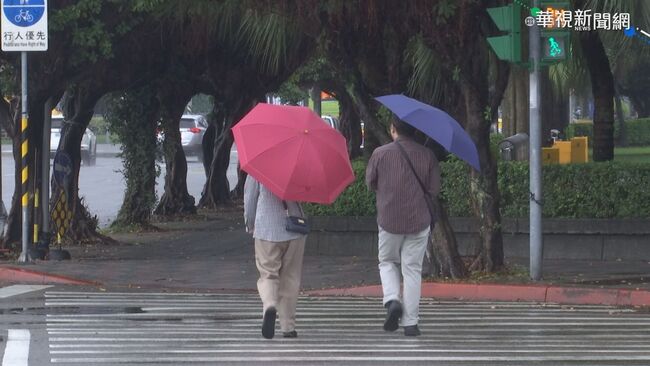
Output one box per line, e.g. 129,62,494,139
50,116,97,166
179,114,208,161
321,115,340,130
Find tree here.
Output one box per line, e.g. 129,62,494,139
105,86,160,228
409,1,510,272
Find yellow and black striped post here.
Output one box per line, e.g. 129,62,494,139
33,188,39,244
18,51,30,263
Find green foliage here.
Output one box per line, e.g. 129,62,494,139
625,119,650,146
303,159,376,217
276,82,308,105
442,161,650,218
566,119,650,146
104,87,161,227
308,159,650,219
565,122,594,142
45,0,156,67
186,94,214,115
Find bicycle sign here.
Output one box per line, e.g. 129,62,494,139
1,0,48,51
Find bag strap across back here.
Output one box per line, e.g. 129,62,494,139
395,140,428,196
282,200,306,218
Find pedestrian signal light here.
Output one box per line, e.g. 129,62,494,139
543,36,566,60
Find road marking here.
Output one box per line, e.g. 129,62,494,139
45,291,650,365
2,329,30,366
0,285,52,298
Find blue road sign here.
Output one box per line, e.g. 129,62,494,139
3,0,45,27
53,151,72,187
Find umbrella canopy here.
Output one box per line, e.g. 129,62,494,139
232,103,355,204
375,94,481,171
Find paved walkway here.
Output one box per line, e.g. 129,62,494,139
1,211,650,306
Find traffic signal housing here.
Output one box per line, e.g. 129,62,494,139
487,4,522,63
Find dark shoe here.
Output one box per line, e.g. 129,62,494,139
383,300,402,332
282,330,298,338
404,325,421,337
262,307,277,339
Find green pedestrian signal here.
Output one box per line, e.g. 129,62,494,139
486,4,522,63
542,35,567,61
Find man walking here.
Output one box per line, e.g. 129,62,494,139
366,118,441,337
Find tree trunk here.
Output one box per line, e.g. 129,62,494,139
310,85,321,116
199,128,234,208
154,92,196,216
429,199,467,279
629,95,650,118
109,87,160,227
501,67,529,137
337,91,362,159
579,29,615,161
514,67,530,135
463,84,504,273
199,100,241,208
614,87,627,147
344,77,390,156
229,163,247,200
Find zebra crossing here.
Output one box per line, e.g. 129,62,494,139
43,290,650,365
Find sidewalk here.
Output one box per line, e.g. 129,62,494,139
2,209,650,307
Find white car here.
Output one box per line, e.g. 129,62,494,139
321,115,340,130
50,116,97,166
179,114,208,161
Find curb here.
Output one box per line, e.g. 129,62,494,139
306,282,650,307
0,266,98,286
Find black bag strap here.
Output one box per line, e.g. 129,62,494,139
395,140,429,197
282,200,305,218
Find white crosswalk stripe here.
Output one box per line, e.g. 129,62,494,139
44,291,650,365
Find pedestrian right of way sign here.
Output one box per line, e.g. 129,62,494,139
1,0,48,51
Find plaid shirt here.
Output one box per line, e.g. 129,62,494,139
366,137,441,234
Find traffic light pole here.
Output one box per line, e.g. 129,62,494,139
529,0,543,280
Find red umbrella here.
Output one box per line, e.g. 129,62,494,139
232,103,354,204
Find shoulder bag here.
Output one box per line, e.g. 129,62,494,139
282,201,310,234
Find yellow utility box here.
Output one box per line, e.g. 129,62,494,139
553,141,572,164
542,147,560,164
571,136,589,163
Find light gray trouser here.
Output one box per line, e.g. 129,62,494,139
378,226,430,327
255,236,306,332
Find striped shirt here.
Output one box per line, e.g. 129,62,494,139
244,175,306,242
366,137,441,234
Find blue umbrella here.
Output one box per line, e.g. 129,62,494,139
375,94,481,171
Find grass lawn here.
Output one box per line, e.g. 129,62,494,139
587,146,650,163
308,99,340,117
612,146,650,163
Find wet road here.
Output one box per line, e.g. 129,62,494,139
0,149,238,228
3,286,650,365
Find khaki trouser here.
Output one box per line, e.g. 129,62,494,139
255,237,306,332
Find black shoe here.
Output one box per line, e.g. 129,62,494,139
383,300,402,332
404,325,421,337
262,307,277,339
282,330,298,338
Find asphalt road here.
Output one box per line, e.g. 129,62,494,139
0,146,239,227
4,285,650,366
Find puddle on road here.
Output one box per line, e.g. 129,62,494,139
0,306,144,315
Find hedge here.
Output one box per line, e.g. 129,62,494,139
305,159,650,219
565,118,650,146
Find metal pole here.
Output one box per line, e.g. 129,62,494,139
529,0,543,280
41,98,52,245
18,51,30,263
